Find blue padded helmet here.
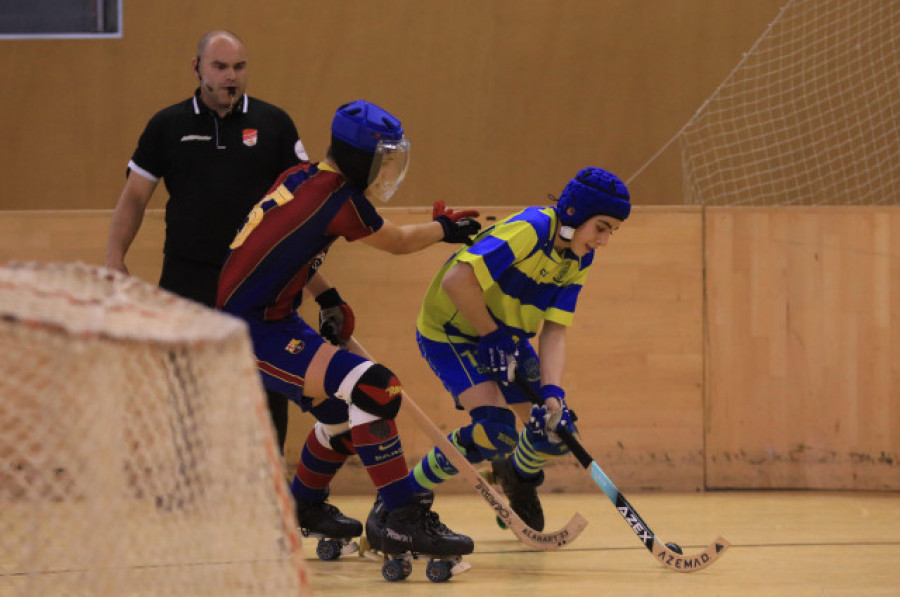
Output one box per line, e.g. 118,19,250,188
330,100,405,192
331,100,403,152
555,167,630,240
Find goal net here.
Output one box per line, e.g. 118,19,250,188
678,0,898,206
0,262,309,597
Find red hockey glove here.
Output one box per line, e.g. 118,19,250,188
433,201,482,245
315,288,355,346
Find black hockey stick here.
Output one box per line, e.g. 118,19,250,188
347,337,588,550
515,372,729,571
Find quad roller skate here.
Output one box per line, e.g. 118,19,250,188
486,456,545,531
296,494,362,561
359,491,473,582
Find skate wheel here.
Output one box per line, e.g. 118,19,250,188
316,539,341,561
382,558,412,582
425,560,452,583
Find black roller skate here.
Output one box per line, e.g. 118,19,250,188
359,494,389,557
491,456,545,532
296,492,363,561
363,491,474,582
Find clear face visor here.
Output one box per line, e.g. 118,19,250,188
365,137,410,203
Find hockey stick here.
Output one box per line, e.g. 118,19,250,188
346,337,588,550
514,372,730,571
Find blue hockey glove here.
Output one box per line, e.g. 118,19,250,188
527,384,574,443
477,327,519,385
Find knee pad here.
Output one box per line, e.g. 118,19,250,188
313,421,356,456
457,406,518,462
335,361,403,420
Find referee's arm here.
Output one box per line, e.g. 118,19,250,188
106,172,157,275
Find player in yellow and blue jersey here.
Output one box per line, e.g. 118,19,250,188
388,167,631,533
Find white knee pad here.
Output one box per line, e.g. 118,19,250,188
348,403,381,428
335,361,375,403
313,420,351,447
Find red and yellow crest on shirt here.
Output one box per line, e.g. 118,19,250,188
242,129,258,147
284,338,304,354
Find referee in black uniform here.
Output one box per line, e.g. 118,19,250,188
107,30,304,451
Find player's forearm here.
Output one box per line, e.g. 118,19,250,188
305,271,333,297
538,321,567,388
392,221,444,253
362,219,443,254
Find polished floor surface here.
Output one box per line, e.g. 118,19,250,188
300,491,899,597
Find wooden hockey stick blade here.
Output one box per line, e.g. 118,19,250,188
594,459,730,572
347,337,588,551
515,372,729,570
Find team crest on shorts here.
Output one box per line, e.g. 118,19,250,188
242,129,258,147
285,338,304,354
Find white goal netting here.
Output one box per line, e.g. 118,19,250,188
0,262,309,597
676,0,898,206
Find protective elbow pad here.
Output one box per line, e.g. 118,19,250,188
349,363,403,420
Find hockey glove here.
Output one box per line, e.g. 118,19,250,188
477,327,519,385
315,288,355,346
433,200,482,245
527,384,575,444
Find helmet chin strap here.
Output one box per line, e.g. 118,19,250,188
558,225,575,241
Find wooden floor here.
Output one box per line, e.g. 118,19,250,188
301,491,899,597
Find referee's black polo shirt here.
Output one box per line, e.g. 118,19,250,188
128,89,306,266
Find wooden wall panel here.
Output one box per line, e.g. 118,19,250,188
0,0,784,212
8,206,897,492
296,206,706,494
705,207,900,490
0,210,164,284
0,207,706,494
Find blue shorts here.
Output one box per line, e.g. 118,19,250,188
244,313,362,419
416,331,541,408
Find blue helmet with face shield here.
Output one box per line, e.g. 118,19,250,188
555,167,630,240
330,100,410,202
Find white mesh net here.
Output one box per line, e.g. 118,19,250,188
676,0,898,206
0,262,309,597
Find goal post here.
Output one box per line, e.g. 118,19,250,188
0,262,309,597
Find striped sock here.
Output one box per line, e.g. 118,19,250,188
290,427,347,502
351,418,414,511
409,430,469,492
511,428,551,480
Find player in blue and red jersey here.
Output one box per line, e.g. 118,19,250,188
397,167,631,534
218,101,480,566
